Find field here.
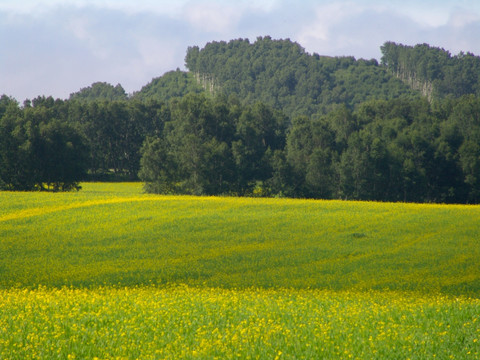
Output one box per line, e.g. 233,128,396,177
1,183,479,359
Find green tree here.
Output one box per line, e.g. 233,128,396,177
232,103,286,194
69,82,127,102
305,148,335,198
138,136,177,194
286,115,314,193
459,139,480,203
34,120,88,191
0,102,33,190
134,70,204,102
0,99,88,191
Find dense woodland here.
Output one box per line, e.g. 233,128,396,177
1,38,480,203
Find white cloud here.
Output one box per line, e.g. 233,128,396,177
67,16,90,41
2,0,480,101
65,16,112,60
384,0,480,28
183,2,242,33
136,36,181,72
298,2,365,43
0,0,275,17
448,9,480,28
295,0,480,59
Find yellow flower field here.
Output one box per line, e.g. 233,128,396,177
1,183,479,293
0,286,479,359
1,183,480,358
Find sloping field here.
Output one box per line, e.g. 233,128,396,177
1,182,479,294
1,183,480,359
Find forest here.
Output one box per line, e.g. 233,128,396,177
1,38,480,203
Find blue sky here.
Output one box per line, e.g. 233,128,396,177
1,0,480,101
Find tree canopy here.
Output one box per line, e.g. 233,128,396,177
69,82,128,102
381,42,480,100
184,37,418,118
133,69,204,102
138,94,480,203
0,96,88,191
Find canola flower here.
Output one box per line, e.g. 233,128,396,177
1,183,480,359
0,286,479,360
1,183,480,292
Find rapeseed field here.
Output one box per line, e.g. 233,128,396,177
1,182,479,292
1,183,479,358
0,286,478,359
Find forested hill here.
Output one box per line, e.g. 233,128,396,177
182,37,417,118
68,38,480,114
381,42,480,100
136,37,480,118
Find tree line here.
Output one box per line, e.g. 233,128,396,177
1,38,480,203
0,93,167,190
0,95,87,191
139,93,480,203
1,91,480,203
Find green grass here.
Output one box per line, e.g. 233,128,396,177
1,182,480,294
1,182,480,359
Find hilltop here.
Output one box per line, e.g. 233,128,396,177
132,38,480,117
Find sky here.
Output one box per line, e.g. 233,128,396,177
1,0,480,102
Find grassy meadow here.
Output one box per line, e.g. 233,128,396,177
1,182,479,359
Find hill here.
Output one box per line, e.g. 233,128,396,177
181,37,480,117
182,37,419,118
17,37,480,115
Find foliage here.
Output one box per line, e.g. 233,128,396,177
133,69,205,102
0,96,88,191
69,82,128,102
139,94,287,196
185,37,418,118
66,98,169,178
381,42,480,99
136,94,480,203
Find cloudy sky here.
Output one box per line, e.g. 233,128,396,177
1,0,480,101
